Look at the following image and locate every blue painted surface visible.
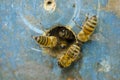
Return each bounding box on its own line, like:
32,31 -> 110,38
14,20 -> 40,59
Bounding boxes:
0,0 -> 120,80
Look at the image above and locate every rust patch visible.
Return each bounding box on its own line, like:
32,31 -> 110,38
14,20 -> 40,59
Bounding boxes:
25,15 -> 40,25
102,0 -> 120,17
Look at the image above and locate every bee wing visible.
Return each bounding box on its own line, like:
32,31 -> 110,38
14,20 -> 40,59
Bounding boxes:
31,47 -> 42,52
72,18 -> 82,29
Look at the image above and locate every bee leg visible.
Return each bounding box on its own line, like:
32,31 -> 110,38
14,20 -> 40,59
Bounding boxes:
72,17 -> 82,29
85,13 -> 89,21
39,22 -> 46,32
80,13 -> 89,30
75,53 -> 82,61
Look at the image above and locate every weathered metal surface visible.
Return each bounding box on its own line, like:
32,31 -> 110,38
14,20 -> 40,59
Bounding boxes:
0,0 -> 120,80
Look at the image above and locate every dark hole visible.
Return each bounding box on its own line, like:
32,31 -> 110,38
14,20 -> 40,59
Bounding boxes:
47,1 -> 52,5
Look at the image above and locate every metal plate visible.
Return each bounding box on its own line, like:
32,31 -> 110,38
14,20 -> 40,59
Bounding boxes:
0,0 -> 120,80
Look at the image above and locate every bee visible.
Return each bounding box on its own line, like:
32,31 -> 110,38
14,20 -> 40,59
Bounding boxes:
77,15 -> 97,42
32,14 -> 98,68
32,36 -> 57,48
58,27 -> 75,40
32,26 -> 76,57
58,42 -> 81,68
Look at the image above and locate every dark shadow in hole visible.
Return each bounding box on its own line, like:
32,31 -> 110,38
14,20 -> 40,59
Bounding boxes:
47,1 -> 52,5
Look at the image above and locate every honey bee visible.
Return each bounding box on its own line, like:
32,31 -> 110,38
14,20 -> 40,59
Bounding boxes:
32,36 -> 57,48
77,15 -> 97,42
58,27 -> 75,40
58,42 -> 82,68
32,14 -> 98,68
32,26 -> 76,57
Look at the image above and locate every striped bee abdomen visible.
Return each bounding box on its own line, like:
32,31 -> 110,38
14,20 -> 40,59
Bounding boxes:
32,36 -> 57,48
58,54 -> 72,68
83,15 -> 97,35
67,44 -> 80,59
77,15 -> 97,42
58,43 -> 81,68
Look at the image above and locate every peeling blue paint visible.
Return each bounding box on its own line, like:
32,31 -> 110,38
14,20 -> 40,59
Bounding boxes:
0,0 -> 120,80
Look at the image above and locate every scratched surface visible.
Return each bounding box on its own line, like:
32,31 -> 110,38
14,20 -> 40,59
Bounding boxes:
0,0 -> 120,80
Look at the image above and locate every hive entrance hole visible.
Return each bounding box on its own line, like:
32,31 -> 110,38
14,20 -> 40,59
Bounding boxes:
47,1 -> 52,5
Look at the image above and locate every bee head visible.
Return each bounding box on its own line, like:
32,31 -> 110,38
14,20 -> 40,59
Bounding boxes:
58,61 -> 64,68
59,29 -> 65,37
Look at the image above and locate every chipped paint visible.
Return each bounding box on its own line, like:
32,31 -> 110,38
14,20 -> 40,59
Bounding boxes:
90,33 -> 107,43
97,60 -> 111,72
44,0 -> 56,12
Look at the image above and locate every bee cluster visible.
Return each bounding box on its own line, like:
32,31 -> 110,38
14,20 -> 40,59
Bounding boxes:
32,15 -> 97,68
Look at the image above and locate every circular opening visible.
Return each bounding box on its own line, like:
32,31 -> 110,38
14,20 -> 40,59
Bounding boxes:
44,0 -> 56,12
45,26 -> 76,57
47,1 -> 52,5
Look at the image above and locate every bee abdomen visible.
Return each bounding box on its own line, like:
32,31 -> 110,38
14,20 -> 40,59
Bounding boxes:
39,36 -> 46,45
58,54 -> 71,68
77,15 -> 97,42
83,15 -> 97,35
33,36 -> 57,48
57,43 -> 80,68
67,44 -> 80,58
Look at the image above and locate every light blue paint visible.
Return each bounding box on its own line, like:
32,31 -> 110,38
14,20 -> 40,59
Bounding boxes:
100,0 -> 108,7
19,13 -> 44,34
0,0 -> 120,80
